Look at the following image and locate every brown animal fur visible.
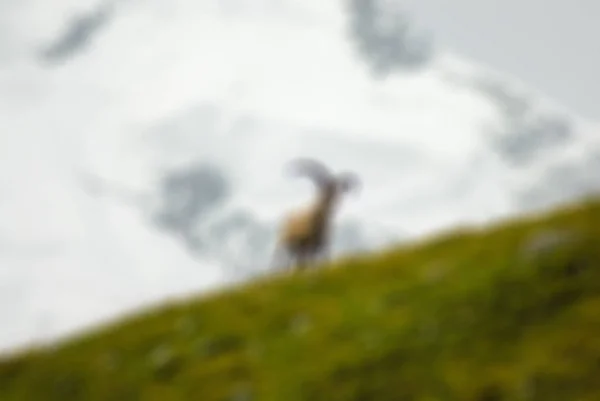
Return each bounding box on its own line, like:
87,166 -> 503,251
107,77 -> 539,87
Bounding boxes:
272,158 -> 360,272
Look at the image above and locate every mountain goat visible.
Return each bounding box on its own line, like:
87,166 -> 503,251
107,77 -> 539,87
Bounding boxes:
272,158 -> 360,272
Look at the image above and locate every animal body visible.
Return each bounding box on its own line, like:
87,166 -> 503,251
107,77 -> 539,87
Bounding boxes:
272,158 -> 360,272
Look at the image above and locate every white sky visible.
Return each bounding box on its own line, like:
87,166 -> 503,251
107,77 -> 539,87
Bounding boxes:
0,0 -> 598,353
399,0 -> 600,120
1,0 -> 598,119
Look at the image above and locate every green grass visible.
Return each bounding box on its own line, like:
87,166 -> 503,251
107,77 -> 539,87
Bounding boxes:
2,196 -> 600,401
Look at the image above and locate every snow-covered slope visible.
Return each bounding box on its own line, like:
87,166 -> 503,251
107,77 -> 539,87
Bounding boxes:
1,0 -> 599,353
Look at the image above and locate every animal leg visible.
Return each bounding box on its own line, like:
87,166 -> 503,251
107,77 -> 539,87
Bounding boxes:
270,244 -> 283,270
308,250 -> 321,269
294,250 -> 310,273
319,242 -> 332,267
271,244 -> 294,275
286,252 -> 299,275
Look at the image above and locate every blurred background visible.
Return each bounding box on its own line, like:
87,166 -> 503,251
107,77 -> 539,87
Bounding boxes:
0,0 -> 598,353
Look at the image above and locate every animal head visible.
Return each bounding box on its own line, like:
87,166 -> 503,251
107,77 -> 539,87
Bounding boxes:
285,158 -> 360,205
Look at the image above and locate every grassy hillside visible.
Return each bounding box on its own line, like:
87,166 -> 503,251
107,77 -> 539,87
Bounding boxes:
2,197 -> 600,401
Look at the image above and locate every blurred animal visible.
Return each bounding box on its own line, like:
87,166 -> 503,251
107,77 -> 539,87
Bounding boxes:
272,158 -> 360,272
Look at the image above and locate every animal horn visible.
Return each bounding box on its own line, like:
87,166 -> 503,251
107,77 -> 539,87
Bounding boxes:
336,171 -> 361,193
286,158 -> 333,186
